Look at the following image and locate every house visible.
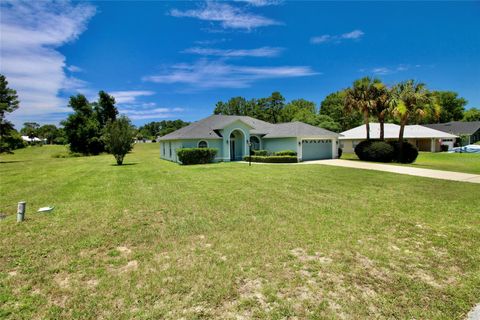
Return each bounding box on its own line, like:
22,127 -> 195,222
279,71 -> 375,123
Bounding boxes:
423,121 -> 480,145
21,136 -> 45,143
340,123 -> 458,153
159,115 -> 341,163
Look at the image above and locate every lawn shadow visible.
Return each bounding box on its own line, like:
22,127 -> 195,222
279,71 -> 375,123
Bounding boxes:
110,163 -> 139,166
0,160 -> 29,164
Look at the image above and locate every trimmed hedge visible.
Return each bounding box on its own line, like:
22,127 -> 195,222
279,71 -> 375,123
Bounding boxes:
355,140 -> 394,162
274,150 -> 297,156
388,141 -> 419,164
338,148 -> 343,159
177,148 -> 218,165
243,155 -> 298,163
355,140 -> 419,164
252,149 -> 268,156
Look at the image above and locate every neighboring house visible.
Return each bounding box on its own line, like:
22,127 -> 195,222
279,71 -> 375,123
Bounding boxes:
423,121 -> 480,145
159,115 -> 341,163
340,123 -> 458,153
21,136 -> 45,143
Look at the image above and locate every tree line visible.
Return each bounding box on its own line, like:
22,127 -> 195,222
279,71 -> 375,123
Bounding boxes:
1,72 -> 480,157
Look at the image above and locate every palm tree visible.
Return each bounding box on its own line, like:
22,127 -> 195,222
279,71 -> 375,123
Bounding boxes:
392,80 -> 432,160
371,81 -> 395,140
345,77 -> 376,140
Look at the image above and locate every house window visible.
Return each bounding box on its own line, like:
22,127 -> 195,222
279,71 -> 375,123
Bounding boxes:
169,142 -> 172,157
162,142 -> 165,155
250,136 -> 260,150
198,140 -> 208,148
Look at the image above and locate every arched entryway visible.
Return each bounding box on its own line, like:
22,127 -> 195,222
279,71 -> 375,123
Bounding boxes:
229,129 -> 246,161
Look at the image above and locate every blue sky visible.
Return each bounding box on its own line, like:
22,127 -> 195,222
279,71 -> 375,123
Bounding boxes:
1,0 -> 479,128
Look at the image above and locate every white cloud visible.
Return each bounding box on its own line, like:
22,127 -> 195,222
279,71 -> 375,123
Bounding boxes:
109,91 -> 156,104
119,105 -> 185,120
234,0 -> 282,6
67,65 -> 83,72
0,0 -> 96,124
311,29 -> 364,44
367,64 -> 415,75
183,46 -> 283,57
143,59 -> 317,89
170,1 -> 281,30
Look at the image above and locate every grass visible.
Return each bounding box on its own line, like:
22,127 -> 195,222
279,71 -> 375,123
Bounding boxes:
342,151 -> 480,174
1,144 -> 480,319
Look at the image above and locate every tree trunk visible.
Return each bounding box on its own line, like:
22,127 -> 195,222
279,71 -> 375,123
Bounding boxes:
115,154 -> 124,165
364,110 -> 370,140
379,114 -> 385,140
398,117 -> 407,162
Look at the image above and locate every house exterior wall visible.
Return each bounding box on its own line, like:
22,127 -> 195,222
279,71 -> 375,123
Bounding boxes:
262,138 -> 297,153
160,139 -> 223,163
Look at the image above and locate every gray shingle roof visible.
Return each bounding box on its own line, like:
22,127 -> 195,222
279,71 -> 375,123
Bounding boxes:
158,115 -> 339,140
423,121 -> 480,136
263,121 -> 341,138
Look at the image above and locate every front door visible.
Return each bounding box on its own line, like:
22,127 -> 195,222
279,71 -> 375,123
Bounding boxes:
230,140 -> 235,161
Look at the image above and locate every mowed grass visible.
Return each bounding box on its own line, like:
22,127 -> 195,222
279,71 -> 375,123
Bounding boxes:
342,151 -> 480,174
1,144 -> 479,319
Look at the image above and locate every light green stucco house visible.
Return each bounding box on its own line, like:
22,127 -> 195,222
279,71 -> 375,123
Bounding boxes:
159,115 -> 341,163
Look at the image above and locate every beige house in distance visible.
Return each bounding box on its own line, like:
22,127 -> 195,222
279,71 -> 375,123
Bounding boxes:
340,123 -> 458,153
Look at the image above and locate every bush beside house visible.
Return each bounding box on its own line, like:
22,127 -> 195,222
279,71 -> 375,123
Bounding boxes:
243,155 -> 298,163
355,140 -> 418,163
177,148 -> 218,165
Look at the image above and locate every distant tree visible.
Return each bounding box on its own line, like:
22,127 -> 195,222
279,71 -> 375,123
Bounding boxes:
137,120 -> 190,139
103,116 -> 135,165
463,108 -> 480,122
0,74 -> 21,153
433,91 -> 467,123
316,114 -> 342,132
319,90 -> 362,131
21,122 -> 40,140
281,99 -> 316,123
95,91 -> 118,127
392,80 -> 432,161
264,91 -> 285,123
62,94 -> 103,155
37,124 -> 60,144
345,77 -> 377,140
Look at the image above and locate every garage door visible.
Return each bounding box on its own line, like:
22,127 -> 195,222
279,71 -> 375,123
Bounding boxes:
302,139 -> 332,161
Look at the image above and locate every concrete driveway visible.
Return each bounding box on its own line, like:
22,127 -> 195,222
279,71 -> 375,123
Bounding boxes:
301,159 -> 480,184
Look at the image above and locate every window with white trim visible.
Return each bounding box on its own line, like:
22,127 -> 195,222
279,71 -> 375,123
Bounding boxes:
250,136 -> 260,150
198,140 -> 208,148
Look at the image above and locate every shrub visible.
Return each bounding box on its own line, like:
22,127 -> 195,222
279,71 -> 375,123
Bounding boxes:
243,155 -> 298,163
52,152 -> 82,159
177,148 -> 218,165
274,150 -> 297,156
388,141 -> 419,163
253,149 -> 268,156
338,148 -> 343,159
440,144 -> 449,152
355,140 -> 395,162
103,116 -> 135,165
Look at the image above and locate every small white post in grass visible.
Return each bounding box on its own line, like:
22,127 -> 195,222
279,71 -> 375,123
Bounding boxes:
17,201 -> 26,222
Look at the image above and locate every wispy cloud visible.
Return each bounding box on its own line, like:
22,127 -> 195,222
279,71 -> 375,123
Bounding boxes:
194,38 -> 229,45
310,29 -> 364,44
0,0 -> 96,125
183,46 -> 283,58
109,90 -> 156,104
169,1 -> 281,30
143,59 -> 317,90
119,104 -> 185,120
361,64 -> 418,75
66,65 -> 83,73
234,0 -> 283,6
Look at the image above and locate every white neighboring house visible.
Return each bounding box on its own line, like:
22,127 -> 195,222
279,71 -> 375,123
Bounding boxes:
340,123 -> 458,153
21,136 -> 46,144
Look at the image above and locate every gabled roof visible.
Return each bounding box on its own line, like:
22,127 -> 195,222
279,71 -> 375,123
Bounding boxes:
423,121 -> 480,136
159,115 -> 339,140
340,123 -> 458,140
263,121 -> 341,138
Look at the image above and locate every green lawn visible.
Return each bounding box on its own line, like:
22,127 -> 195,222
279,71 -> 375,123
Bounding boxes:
1,144 -> 479,319
342,151 -> 480,174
